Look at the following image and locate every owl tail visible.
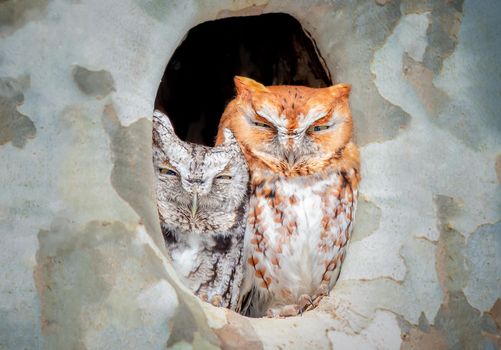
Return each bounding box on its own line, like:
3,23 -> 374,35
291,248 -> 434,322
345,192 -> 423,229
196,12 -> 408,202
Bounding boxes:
235,285 -> 257,316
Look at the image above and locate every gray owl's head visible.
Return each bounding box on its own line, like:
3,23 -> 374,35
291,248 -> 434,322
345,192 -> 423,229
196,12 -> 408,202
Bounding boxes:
152,110 -> 249,234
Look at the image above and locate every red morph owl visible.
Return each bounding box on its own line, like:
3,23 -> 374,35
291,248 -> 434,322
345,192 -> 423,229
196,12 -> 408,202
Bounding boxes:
216,77 -> 360,317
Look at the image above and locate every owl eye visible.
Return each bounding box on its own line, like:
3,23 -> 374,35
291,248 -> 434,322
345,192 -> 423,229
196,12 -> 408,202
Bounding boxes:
253,121 -> 273,129
216,174 -> 233,180
159,168 -> 177,176
307,125 -> 331,133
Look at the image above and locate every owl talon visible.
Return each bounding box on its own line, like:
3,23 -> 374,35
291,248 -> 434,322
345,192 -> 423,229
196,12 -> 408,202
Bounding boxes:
314,284 -> 330,298
306,302 -> 317,312
266,304 -> 301,318
298,294 -> 314,311
279,304 -> 301,317
314,284 -> 330,307
266,308 -> 278,318
304,285 -> 331,311
198,292 -> 209,302
210,294 -> 223,307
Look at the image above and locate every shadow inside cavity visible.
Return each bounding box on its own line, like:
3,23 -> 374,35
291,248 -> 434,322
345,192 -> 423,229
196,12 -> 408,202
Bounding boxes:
155,13 -> 332,145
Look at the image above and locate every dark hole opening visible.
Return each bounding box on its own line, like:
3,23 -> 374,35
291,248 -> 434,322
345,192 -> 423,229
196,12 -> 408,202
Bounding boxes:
155,13 -> 333,145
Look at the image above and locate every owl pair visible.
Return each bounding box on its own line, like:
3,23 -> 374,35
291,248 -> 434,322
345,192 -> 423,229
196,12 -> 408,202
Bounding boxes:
153,76 -> 360,317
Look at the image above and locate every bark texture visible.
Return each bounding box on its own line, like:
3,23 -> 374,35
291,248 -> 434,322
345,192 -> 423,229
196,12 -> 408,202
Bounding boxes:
0,0 -> 500,349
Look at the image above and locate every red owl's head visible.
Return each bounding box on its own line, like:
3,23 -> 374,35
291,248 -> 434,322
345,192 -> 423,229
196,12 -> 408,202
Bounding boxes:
217,76 -> 358,177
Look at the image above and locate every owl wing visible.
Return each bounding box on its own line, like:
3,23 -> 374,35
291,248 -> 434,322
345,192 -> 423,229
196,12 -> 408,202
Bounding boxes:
183,233 -> 243,310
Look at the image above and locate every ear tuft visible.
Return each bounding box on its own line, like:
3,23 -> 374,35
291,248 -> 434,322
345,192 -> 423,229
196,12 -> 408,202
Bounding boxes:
234,76 -> 269,95
153,109 -> 174,132
328,83 -> 351,99
222,128 -> 237,146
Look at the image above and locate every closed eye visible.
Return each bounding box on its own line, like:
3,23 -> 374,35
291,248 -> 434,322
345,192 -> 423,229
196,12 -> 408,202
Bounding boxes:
307,125 -> 331,133
159,167 -> 178,176
253,121 -> 273,129
216,174 -> 233,180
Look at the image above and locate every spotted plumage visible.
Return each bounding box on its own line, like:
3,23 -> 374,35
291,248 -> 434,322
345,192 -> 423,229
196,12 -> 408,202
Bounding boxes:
153,110 -> 249,309
216,77 -> 360,317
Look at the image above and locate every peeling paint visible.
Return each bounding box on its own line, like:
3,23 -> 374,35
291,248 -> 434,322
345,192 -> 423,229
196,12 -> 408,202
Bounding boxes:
0,75 -> 36,148
72,66 -> 115,99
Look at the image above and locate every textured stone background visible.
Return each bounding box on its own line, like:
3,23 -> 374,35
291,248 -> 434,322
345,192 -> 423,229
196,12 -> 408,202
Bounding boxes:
0,0 -> 499,349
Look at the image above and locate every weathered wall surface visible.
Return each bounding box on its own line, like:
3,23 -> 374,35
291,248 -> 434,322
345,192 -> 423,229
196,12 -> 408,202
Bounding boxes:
0,0 -> 499,349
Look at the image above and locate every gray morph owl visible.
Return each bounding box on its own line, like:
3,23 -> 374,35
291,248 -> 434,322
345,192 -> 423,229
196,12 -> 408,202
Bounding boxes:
152,110 -> 249,309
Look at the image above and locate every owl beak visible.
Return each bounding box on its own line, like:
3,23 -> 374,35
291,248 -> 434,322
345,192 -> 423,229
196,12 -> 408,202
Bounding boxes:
279,132 -> 299,168
285,151 -> 296,168
190,192 -> 199,218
